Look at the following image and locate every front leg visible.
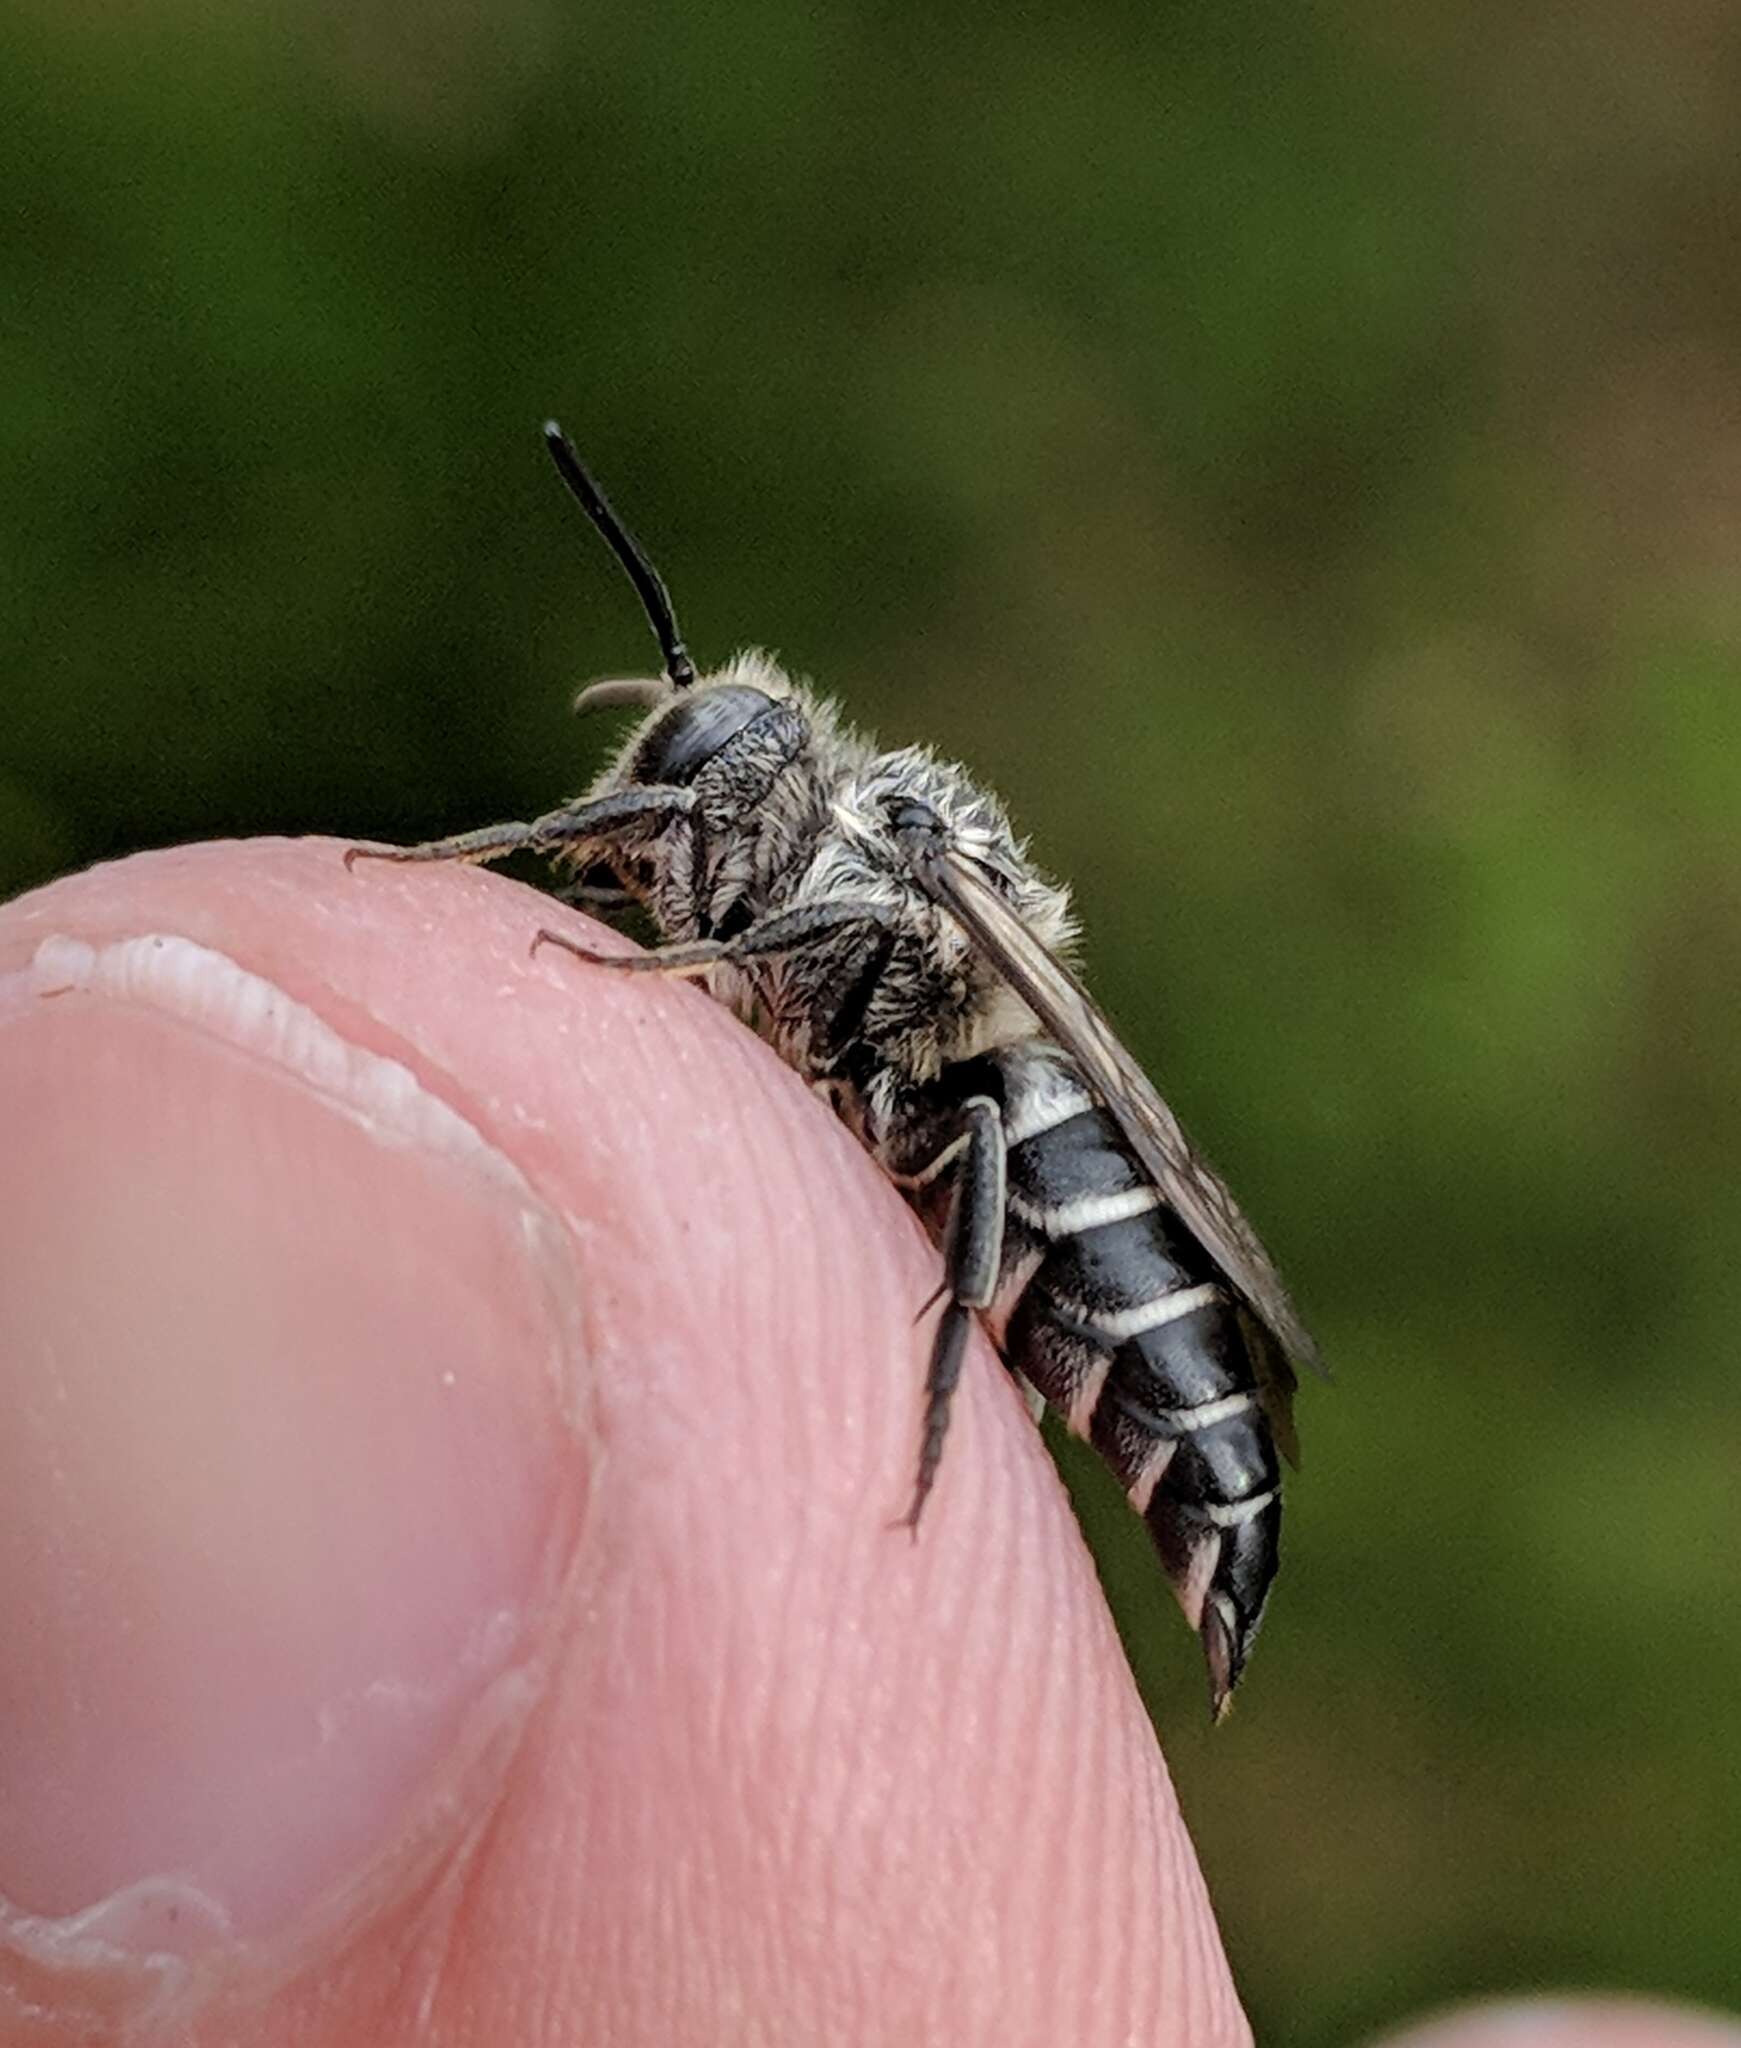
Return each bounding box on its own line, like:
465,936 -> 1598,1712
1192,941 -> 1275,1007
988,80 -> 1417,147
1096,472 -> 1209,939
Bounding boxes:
344,785 -> 696,872
899,1094 -> 1006,1531
530,897 -> 895,975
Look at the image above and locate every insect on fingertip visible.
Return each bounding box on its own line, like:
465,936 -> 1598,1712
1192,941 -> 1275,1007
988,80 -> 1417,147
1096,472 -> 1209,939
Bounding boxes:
350,424 -> 1320,1715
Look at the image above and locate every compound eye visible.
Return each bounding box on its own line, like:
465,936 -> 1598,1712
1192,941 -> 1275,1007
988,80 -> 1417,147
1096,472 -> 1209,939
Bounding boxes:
632,684 -> 774,786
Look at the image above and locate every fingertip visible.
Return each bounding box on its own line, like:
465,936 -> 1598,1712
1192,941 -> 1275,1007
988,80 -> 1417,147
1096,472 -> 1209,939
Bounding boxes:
1,839 -> 1252,2048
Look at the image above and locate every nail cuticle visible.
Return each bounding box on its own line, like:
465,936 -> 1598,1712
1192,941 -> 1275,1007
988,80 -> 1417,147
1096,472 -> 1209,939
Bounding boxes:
0,1643 -> 558,2036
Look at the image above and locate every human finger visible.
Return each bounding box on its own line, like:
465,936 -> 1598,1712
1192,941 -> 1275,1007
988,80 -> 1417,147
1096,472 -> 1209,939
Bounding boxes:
0,838 -> 1252,2047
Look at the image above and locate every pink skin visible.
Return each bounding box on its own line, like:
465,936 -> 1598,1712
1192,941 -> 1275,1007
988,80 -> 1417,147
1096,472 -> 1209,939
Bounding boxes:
0,841 -> 1732,2048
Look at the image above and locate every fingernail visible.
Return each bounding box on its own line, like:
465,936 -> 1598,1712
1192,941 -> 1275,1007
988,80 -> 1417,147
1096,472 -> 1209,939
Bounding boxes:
0,934 -> 590,2014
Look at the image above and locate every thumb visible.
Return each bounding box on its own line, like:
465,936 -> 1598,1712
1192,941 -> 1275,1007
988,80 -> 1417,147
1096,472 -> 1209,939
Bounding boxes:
0,837 -> 1250,2048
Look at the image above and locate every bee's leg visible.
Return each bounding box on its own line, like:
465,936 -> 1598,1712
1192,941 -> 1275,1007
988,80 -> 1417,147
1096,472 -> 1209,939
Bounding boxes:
531,898 -> 894,976
344,819 -> 545,870
553,869 -> 637,911
344,786 -> 696,872
888,1129 -> 972,1193
899,1094 -> 1006,1532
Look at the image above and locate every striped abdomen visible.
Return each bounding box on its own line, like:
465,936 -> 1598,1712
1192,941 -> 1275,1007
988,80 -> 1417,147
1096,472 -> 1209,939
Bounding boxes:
986,1051 -> 1282,1713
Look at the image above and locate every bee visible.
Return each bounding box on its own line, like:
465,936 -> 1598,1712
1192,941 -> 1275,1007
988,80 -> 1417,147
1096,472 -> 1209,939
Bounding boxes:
350,424 -> 1322,1717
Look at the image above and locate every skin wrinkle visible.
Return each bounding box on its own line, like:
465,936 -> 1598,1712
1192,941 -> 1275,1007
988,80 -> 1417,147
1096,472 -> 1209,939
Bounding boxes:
1048,1506 -> 1111,2032
781,1292 -> 929,2012
1077,1658 -> 1121,2043
762,1529 -> 853,1895
947,1508 -> 1053,2036
752,1077 -> 969,1925
1018,1485 -> 1092,2030
746,1169 -> 837,1821
581,979 -> 855,2035
1059,1622 -> 1125,2027
797,1578 -> 899,1949
1172,1754 -> 1235,2045
729,1048 -> 974,2023
722,1099 -> 849,1809
0,841 -> 1254,2048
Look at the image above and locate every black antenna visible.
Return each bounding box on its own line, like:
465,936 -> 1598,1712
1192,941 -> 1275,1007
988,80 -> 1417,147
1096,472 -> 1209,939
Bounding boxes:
542,421 -> 697,690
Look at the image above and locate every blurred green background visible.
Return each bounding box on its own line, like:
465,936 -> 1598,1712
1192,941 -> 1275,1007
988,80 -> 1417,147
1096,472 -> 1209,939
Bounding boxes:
5,0 -> 1738,2039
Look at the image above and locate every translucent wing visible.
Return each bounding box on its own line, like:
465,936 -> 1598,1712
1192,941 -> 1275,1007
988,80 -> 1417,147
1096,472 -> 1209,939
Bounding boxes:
915,846 -> 1325,1439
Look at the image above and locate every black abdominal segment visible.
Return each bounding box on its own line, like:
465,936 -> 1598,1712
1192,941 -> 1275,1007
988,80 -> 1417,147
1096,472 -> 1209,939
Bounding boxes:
928,1056 -> 1282,1716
